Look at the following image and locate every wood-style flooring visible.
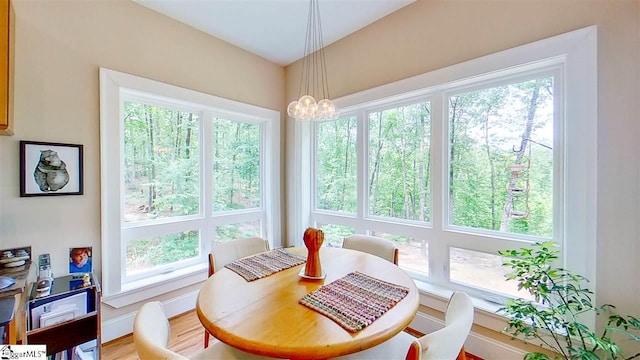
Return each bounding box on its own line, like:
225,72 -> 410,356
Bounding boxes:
102,310 -> 483,360
103,310 -> 204,360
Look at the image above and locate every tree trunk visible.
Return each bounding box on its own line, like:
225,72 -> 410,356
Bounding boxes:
483,108 -> 497,229
145,106 -> 156,212
449,98 -> 459,213
418,113 -> 427,222
341,119 -> 352,209
369,112 -> 384,214
400,110 -> 410,219
172,112 -> 182,197
185,113 -> 192,159
500,81 -> 541,231
230,123 -> 240,205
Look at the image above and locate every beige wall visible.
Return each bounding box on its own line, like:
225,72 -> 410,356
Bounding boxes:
0,0 -> 283,321
286,0 -> 640,350
1,0 -> 639,352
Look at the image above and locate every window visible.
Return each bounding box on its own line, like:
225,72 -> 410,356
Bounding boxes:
100,68 -> 280,304
368,102 -> 431,222
122,102 -> 202,282
447,76 -> 554,238
293,26 -> 596,303
315,116 -> 357,213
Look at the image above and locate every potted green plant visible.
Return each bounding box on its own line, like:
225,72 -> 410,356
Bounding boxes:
498,241 -> 640,360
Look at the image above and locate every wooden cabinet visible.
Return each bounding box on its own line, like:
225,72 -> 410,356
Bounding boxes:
0,0 -> 13,135
24,274 -> 101,358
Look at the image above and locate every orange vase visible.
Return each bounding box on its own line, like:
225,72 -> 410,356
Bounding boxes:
303,227 -> 324,277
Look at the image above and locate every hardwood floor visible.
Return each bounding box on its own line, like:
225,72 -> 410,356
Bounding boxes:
102,309 -> 483,360
103,310 -> 205,360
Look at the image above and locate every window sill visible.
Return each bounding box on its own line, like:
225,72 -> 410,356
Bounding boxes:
414,280 -> 510,332
102,263 -> 208,308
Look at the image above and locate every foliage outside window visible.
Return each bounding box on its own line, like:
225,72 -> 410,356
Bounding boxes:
213,119 -> 261,211
122,100 -> 265,281
311,67 -> 567,300
315,116 -> 357,213
215,221 -> 262,244
100,68 -> 280,299
368,102 -> 431,222
315,69 -> 562,297
294,26 -> 595,338
448,77 -> 553,237
124,102 -> 201,222
317,223 -> 355,248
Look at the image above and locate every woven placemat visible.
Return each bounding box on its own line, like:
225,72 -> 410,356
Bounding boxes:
299,271 -> 409,332
225,248 -> 307,282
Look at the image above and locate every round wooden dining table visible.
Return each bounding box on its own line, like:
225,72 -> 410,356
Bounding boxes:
196,246 -> 419,359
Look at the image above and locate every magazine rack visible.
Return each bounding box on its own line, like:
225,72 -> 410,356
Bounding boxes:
24,273 -> 101,357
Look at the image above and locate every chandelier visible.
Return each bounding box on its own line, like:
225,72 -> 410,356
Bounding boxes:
287,0 -> 338,121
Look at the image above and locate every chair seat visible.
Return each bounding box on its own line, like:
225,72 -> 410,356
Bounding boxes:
331,331 -> 416,360
191,339 -> 276,360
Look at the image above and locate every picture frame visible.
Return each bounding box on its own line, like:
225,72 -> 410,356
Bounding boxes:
20,140 -> 83,197
68,247 -> 92,274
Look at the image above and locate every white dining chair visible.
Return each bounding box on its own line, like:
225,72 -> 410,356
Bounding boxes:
209,237 -> 270,274
342,234 -> 399,265
331,291 -> 474,360
205,237 -> 270,347
134,301 -> 275,360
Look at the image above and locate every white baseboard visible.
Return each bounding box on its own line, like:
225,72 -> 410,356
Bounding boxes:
409,312 -> 527,360
101,290 -> 199,343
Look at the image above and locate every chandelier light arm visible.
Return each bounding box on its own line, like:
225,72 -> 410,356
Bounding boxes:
316,0 -> 329,100
287,0 -> 338,121
299,0 -> 313,99
312,0 -> 319,99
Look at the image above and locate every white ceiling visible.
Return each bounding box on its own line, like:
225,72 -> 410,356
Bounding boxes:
133,0 -> 415,66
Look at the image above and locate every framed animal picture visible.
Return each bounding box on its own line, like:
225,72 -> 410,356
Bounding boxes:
20,140 -> 83,197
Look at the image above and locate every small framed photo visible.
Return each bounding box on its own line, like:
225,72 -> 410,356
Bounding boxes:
20,140 -> 83,197
69,247 -> 92,274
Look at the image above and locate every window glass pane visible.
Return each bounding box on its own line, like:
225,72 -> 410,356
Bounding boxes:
368,102 -> 431,221
450,247 -> 533,300
123,102 -> 200,222
213,119 -> 261,211
215,221 -> 262,244
317,223 -> 354,248
126,230 -> 200,275
448,77 -> 554,237
371,231 -> 428,275
315,116 -> 357,213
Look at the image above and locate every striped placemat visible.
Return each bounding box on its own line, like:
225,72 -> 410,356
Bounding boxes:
225,248 -> 307,282
299,271 -> 409,332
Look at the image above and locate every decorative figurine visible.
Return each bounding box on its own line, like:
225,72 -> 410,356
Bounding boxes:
303,227 -> 324,278
82,273 -> 91,287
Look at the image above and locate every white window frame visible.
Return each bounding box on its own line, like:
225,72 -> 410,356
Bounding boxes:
100,68 -> 281,307
290,26 -> 596,318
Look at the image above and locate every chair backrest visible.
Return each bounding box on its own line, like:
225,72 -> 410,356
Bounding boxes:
133,301 -> 189,360
342,234 -> 398,265
406,292 -> 474,360
209,237 -> 270,275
